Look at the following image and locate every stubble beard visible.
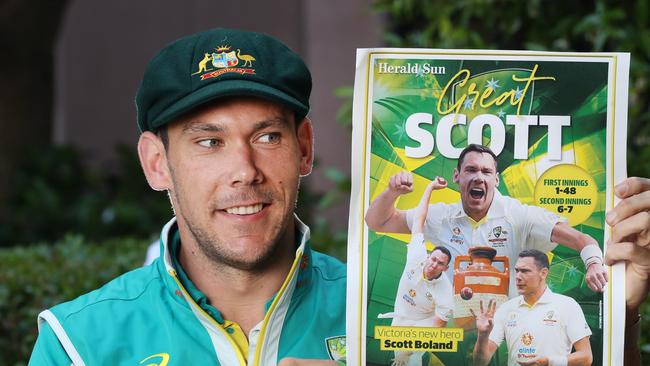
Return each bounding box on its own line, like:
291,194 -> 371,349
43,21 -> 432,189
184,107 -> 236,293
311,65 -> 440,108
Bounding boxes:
169,168 -> 301,272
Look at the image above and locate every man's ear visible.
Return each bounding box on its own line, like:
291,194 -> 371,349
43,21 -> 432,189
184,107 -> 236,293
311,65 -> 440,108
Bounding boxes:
495,172 -> 500,187
453,168 -> 460,184
540,267 -> 549,280
296,118 -> 314,176
138,131 -> 172,191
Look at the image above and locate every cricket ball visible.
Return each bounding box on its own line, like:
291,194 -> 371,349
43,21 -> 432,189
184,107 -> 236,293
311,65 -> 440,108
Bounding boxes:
460,287 -> 473,300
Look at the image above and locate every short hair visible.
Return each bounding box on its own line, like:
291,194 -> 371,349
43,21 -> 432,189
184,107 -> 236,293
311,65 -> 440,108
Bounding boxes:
432,246 -> 452,266
457,144 -> 498,171
518,249 -> 549,269
158,126 -> 169,150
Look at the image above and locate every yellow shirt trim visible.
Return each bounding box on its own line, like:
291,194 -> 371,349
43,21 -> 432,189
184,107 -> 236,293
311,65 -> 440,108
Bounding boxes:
467,215 -> 488,228
223,320 -> 249,360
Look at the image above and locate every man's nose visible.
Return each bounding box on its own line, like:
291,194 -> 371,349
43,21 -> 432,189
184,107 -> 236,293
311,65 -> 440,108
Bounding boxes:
228,143 -> 263,186
472,172 -> 485,182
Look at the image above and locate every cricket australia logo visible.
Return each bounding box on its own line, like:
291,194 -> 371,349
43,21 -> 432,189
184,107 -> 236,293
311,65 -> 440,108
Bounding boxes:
488,225 -> 508,247
543,310 -> 557,325
192,45 -> 256,80
325,336 -> 346,361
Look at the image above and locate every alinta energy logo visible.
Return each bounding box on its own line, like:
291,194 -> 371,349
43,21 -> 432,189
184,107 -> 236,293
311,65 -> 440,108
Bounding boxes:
192,45 -> 256,80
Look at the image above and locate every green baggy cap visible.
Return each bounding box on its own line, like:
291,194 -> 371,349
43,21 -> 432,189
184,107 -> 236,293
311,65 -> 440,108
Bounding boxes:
136,28 -> 312,132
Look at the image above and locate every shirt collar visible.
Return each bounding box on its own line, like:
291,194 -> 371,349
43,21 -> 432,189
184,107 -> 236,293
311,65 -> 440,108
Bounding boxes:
450,190 -> 506,221
157,215 -> 312,323
517,286 -> 553,307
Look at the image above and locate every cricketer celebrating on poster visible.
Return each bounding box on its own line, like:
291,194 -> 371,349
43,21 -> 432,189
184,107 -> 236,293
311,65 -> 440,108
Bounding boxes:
365,144 -> 608,297
378,178 -> 454,366
472,249 -> 592,366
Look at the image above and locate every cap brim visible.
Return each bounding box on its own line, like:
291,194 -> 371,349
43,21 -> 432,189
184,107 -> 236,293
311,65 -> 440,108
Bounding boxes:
150,79 -> 309,131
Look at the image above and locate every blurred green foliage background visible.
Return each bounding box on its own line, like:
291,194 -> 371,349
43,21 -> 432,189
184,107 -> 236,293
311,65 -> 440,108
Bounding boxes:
372,0 -> 650,360
1,0 -> 649,364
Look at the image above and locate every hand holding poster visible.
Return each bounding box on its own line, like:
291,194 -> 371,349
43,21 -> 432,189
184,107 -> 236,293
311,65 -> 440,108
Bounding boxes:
346,49 -> 629,366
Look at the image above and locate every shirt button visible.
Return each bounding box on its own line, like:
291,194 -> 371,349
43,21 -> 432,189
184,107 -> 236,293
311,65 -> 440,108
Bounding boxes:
226,327 -> 235,334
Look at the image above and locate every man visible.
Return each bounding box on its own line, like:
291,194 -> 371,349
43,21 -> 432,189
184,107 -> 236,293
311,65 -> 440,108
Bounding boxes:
377,179 -> 454,366
29,28 -> 345,365
365,144 -> 608,296
472,249 -> 593,366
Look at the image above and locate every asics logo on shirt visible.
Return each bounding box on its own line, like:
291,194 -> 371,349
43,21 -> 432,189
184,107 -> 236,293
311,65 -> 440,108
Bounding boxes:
140,353 -> 170,366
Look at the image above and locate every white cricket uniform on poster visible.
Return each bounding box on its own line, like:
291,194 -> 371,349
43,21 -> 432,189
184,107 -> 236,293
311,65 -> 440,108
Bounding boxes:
405,191 -> 564,298
384,233 -> 453,366
392,233 -> 454,324
488,287 -> 592,366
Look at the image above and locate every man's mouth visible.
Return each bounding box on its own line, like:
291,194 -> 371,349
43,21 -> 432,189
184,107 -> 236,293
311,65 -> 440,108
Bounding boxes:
469,187 -> 485,199
225,203 -> 264,215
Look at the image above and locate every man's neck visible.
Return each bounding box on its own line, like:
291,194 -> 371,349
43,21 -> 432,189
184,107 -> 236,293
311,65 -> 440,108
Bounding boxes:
523,284 -> 547,306
176,227 -> 296,335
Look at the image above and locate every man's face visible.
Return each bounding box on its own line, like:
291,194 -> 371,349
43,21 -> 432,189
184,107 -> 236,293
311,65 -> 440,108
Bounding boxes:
423,249 -> 450,280
453,151 -> 499,220
159,97 -> 312,271
514,257 -> 548,297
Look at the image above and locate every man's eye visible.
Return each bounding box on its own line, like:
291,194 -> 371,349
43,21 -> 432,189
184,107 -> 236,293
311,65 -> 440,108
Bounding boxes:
197,139 -> 220,148
258,132 -> 281,144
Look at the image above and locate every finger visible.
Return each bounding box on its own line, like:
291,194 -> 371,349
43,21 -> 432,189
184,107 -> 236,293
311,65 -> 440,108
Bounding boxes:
395,172 -> 404,186
597,267 -> 608,286
606,189 -> 650,226
605,242 -> 650,265
586,274 -> 602,292
614,177 -> 650,199
469,308 -> 476,318
611,211 -> 650,244
490,299 -> 497,313
480,299 -> 484,313
587,265 -> 607,292
406,171 -> 413,186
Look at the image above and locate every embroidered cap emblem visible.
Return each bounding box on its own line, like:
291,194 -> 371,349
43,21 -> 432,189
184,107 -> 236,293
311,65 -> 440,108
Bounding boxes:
521,332 -> 534,346
192,45 -> 256,80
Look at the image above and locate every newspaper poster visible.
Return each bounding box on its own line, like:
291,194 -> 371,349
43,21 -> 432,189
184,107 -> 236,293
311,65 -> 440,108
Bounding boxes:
346,49 -> 629,366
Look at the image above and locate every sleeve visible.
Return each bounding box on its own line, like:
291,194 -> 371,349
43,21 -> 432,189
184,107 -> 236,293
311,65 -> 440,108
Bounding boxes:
523,204 -> 566,253
434,279 -> 454,322
29,321 -> 73,366
405,203 -> 445,244
565,298 -> 592,343
406,233 -> 427,264
487,305 -> 506,347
